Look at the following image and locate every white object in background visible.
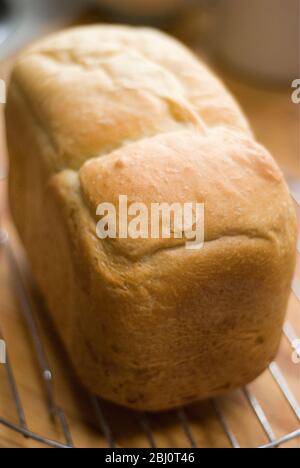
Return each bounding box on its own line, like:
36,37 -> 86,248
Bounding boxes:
213,0 -> 299,83
0,0 -> 85,60
95,0 -> 192,17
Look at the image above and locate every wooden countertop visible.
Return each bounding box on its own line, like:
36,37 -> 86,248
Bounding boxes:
0,25 -> 299,448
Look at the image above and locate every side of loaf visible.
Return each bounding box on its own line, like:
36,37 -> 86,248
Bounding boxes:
6,25 -> 297,411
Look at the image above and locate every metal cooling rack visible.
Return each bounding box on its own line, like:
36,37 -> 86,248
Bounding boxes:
0,171 -> 299,449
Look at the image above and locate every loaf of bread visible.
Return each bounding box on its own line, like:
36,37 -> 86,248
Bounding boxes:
6,25 -> 297,411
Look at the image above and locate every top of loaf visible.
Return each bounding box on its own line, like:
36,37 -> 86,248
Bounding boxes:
7,25 -> 296,261
10,25 -> 251,171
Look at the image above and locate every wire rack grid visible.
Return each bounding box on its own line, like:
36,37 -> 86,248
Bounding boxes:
0,169 -> 299,449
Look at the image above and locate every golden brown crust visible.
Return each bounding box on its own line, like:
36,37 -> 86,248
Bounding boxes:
11,25 -> 251,170
6,25 -> 297,411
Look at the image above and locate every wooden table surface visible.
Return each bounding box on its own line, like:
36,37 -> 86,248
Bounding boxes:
0,19 -> 299,448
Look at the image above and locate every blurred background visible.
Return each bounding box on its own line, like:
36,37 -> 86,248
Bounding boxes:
0,0 -> 298,81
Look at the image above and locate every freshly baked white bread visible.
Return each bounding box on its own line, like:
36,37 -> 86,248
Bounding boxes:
6,25 -> 297,411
